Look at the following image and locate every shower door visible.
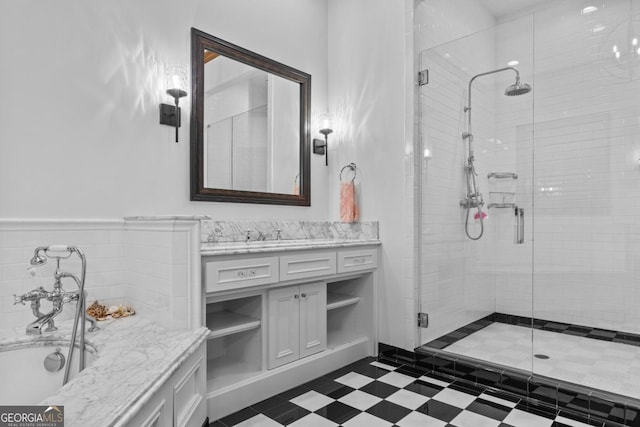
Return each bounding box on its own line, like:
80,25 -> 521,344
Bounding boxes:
417,15 -> 536,373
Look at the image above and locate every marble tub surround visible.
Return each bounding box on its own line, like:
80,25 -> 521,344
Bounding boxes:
17,316 -> 210,427
201,220 -> 379,243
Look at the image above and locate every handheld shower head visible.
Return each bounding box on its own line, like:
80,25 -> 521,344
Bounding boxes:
30,248 -> 47,266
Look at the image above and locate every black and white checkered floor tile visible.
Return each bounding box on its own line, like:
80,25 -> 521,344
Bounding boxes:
211,357 -> 602,427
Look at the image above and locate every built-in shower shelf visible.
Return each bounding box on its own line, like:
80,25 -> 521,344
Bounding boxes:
488,172 -> 518,180
489,191 -> 516,208
488,203 -> 517,209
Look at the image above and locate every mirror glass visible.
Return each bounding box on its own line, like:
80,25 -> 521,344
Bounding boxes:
191,29 -> 311,205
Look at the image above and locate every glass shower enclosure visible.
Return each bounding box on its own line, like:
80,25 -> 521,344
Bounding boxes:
417,0 -> 640,403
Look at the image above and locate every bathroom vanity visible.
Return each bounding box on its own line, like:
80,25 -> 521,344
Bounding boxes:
201,229 -> 380,420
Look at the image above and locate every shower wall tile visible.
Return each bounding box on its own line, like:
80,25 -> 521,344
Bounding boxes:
417,0 -> 640,340
492,0 -> 640,334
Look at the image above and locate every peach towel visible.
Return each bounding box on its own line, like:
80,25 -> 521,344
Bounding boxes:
340,181 -> 359,223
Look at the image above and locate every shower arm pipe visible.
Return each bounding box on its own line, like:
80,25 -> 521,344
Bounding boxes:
465,67 -> 521,156
466,66 -> 520,113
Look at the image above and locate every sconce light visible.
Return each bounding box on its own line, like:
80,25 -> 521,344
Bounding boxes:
313,114 -> 333,166
159,66 -> 188,143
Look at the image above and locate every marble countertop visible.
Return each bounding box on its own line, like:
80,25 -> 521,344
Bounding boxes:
201,238 -> 381,256
6,317 -> 209,427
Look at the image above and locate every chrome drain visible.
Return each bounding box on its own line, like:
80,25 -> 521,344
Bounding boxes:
534,354 -> 550,360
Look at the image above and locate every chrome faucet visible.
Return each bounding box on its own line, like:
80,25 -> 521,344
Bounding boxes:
17,286 -> 65,334
15,255 -> 97,335
13,245 -> 98,385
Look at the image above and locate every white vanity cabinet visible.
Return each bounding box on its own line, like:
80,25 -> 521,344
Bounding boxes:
268,282 -> 327,369
202,244 -> 379,421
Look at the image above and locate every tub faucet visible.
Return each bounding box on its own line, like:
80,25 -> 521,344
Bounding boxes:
15,261 -> 96,335
14,245 -> 98,385
25,297 -> 64,334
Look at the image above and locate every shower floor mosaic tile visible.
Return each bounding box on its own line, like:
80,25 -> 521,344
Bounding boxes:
209,357 -> 598,427
445,322 -> 640,400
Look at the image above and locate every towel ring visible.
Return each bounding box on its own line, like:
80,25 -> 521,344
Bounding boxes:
340,163 -> 357,182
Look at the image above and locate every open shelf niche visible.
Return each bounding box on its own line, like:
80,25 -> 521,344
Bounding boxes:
206,295 -> 262,390
326,275 -> 373,350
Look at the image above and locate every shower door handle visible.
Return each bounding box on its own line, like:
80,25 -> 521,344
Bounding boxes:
519,208 -> 524,244
514,207 -> 525,244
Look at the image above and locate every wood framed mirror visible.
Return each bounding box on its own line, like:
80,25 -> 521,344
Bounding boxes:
190,28 -> 311,205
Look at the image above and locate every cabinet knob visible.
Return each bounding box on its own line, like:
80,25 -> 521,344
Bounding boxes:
294,294 -> 299,299
301,293 -> 306,298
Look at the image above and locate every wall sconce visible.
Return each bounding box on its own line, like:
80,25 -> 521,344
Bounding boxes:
313,114 -> 333,166
159,66 -> 188,143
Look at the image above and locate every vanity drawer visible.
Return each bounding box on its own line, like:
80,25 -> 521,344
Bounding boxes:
279,250 -> 336,281
205,256 -> 279,292
337,248 -> 378,273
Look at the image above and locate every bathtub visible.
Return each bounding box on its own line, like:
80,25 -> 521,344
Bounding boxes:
0,340 -> 96,405
0,317 -> 208,427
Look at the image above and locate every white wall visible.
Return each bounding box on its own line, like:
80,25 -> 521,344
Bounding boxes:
0,0 -> 328,220
0,0 -> 428,351
328,0 -> 412,349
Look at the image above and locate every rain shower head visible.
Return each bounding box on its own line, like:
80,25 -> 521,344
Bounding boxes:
468,67 -> 532,99
505,78 -> 532,96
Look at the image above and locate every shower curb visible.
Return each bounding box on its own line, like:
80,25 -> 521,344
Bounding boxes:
423,312 -> 640,351
377,343 -> 640,427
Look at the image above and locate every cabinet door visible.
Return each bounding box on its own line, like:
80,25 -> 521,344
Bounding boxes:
268,287 -> 300,369
299,282 -> 327,359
